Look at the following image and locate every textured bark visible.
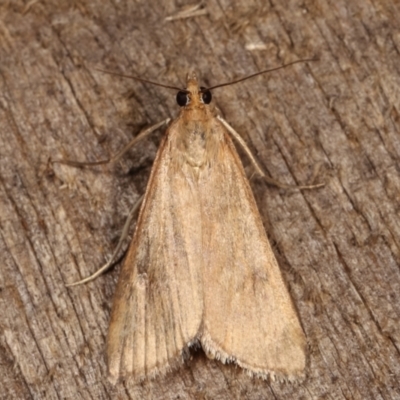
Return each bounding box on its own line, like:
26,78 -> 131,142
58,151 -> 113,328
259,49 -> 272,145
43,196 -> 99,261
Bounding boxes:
1,0 -> 400,399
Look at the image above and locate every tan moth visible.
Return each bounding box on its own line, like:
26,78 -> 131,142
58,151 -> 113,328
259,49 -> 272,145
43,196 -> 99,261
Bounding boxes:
56,59 -> 320,383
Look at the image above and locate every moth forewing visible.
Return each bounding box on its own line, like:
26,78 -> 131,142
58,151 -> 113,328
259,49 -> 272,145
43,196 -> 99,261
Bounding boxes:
106,73 -> 306,383
107,121 -> 204,382
195,120 -> 306,380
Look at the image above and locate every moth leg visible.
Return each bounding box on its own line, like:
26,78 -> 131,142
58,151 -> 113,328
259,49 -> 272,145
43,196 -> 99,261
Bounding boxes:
217,115 -> 324,190
53,118 -> 170,168
66,195 -> 144,287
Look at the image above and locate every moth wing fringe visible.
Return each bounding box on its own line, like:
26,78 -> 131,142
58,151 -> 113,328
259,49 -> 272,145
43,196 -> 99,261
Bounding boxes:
108,341 -> 200,384
200,332 -> 305,383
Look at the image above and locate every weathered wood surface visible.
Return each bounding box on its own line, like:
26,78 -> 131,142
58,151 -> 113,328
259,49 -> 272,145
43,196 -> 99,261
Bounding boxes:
1,0 -> 400,399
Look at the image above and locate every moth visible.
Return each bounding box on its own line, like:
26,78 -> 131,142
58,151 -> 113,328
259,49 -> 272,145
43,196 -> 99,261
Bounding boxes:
58,60 -> 318,383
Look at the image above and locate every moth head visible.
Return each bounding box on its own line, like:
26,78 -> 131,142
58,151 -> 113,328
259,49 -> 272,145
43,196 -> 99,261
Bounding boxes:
176,73 -> 212,107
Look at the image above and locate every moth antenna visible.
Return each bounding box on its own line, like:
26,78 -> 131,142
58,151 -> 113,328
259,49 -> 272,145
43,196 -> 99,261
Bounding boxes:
95,68 -> 183,91
96,57 -> 318,93
204,58 -> 319,91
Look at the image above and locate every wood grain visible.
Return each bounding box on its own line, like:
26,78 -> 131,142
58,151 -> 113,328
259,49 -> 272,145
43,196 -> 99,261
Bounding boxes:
0,0 -> 399,399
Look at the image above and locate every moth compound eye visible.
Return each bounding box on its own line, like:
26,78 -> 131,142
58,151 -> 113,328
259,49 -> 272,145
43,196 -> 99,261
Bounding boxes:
176,91 -> 189,107
200,88 -> 212,104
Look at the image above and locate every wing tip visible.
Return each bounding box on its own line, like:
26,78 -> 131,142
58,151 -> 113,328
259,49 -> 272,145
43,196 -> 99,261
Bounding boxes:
107,340 -> 200,385
200,332 -> 306,383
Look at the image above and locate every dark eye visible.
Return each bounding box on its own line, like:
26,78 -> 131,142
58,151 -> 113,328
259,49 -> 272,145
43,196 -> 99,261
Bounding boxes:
176,91 -> 189,107
200,88 -> 212,104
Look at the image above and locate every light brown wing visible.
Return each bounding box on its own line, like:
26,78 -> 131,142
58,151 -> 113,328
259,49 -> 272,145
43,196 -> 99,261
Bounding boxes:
199,125 -> 306,380
107,131 -> 203,382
